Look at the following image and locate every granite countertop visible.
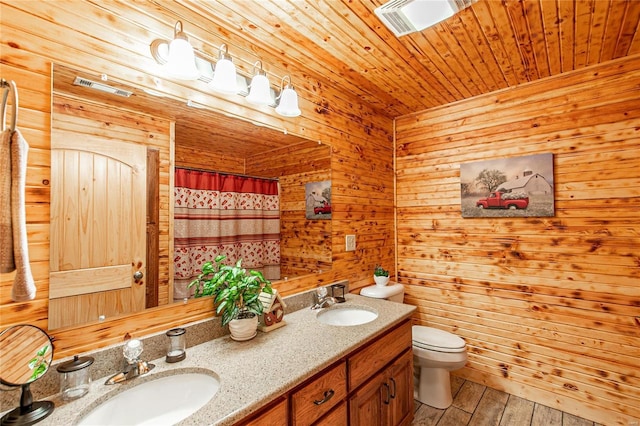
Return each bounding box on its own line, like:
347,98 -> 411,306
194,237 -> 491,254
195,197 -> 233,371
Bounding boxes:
39,294 -> 416,425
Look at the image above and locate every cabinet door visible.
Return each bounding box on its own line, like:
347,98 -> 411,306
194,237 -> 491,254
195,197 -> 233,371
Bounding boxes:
388,349 -> 414,426
349,349 -> 414,426
349,369 -> 386,426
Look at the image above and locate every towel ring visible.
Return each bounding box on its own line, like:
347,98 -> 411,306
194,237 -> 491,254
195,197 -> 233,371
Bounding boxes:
0,78 -> 19,133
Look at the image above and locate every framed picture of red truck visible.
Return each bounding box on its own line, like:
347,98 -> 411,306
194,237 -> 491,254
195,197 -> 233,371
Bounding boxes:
305,180 -> 332,220
460,153 -> 554,218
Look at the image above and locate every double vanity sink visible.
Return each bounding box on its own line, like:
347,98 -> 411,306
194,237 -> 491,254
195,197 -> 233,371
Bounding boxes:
43,294 -> 414,425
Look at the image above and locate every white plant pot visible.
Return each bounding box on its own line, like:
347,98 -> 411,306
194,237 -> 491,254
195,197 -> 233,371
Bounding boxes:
374,275 -> 390,286
228,314 -> 258,341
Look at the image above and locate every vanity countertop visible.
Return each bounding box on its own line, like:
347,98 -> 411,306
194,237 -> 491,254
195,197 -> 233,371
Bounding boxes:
40,294 -> 416,425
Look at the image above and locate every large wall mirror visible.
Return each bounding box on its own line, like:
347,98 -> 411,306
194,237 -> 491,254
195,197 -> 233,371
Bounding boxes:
49,64 -> 332,330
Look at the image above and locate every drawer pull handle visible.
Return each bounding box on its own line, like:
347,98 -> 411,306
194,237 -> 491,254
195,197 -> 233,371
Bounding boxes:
313,389 -> 335,405
390,377 -> 397,399
382,382 -> 391,405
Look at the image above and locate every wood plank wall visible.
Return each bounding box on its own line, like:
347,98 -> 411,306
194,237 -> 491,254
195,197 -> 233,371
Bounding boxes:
0,1 -> 394,358
395,55 -> 640,425
247,142 -> 333,278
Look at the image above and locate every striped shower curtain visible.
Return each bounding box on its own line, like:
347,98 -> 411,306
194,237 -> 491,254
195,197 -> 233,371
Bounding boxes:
173,168 -> 281,301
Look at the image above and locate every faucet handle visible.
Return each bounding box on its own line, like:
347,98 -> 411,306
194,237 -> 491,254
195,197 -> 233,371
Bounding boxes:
316,287 -> 328,299
123,339 -> 143,364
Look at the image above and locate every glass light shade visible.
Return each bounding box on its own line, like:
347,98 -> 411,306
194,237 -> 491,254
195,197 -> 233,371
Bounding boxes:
164,37 -> 200,80
276,86 -> 301,117
210,57 -> 238,94
246,73 -> 272,105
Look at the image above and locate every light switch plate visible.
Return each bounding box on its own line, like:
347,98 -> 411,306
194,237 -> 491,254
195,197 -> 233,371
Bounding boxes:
345,234 -> 356,251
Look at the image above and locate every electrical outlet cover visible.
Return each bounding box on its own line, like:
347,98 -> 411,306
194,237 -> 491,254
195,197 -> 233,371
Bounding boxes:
345,234 -> 356,251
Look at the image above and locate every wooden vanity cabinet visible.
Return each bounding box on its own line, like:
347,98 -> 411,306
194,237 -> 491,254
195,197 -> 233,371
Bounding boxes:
349,349 -> 413,426
348,320 -> 413,426
235,319 -> 413,426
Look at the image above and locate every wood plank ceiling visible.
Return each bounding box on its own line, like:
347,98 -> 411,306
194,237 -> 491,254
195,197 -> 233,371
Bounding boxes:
62,0 -> 640,156
141,0 -> 640,119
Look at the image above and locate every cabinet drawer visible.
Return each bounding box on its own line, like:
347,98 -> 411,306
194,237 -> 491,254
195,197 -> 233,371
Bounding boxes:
348,319 -> 412,390
315,401 -> 347,426
292,361 -> 347,426
235,396 -> 288,426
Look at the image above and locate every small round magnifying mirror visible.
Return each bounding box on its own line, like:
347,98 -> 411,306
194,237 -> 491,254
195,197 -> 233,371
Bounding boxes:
0,324 -> 55,425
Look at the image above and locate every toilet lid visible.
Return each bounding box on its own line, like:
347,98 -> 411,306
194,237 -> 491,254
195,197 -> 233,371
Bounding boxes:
359,283 -> 404,299
412,326 -> 466,353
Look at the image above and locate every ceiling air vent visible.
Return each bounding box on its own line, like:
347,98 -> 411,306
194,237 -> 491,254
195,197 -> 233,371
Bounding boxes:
72,77 -> 132,97
375,0 -> 475,37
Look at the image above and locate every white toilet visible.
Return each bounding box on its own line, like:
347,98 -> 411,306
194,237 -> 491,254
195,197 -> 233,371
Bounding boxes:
360,283 -> 468,409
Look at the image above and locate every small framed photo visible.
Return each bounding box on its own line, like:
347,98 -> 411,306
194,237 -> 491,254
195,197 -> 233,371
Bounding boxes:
305,180 -> 331,220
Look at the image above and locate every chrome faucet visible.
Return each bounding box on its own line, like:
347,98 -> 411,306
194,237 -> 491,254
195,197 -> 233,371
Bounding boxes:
105,339 -> 155,385
311,287 -> 338,310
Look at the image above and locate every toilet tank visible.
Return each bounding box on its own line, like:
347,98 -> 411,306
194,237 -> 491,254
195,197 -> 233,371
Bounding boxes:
359,283 -> 405,303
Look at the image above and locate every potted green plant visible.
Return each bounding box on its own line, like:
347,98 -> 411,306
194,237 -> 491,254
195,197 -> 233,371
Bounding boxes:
373,264 -> 390,286
189,255 -> 273,341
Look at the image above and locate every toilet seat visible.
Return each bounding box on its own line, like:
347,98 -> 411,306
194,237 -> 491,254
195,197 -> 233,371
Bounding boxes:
412,326 -> 466,353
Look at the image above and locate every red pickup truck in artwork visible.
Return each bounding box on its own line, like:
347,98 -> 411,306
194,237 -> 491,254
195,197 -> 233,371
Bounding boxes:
476,191 -> 529,210
314,204 -> 332,214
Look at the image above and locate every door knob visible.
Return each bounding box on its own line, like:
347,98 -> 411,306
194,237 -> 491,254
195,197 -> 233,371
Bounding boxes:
133,271 -> 144,280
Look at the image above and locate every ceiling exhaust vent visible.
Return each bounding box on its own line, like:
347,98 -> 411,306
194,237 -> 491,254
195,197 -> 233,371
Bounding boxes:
73,77 -> 133,98
375,0 -> 475,37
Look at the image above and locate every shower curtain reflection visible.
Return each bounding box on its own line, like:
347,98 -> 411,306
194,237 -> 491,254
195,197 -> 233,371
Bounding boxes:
173,168 -> 281,301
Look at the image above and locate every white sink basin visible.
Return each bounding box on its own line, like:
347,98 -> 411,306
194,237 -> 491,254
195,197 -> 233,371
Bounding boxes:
77,371 -> 219,426
316,306 -> 378,326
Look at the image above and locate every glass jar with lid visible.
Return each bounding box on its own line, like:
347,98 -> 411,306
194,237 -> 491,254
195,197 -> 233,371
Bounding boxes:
165,328 -> 186,363
56,355 -> 94,400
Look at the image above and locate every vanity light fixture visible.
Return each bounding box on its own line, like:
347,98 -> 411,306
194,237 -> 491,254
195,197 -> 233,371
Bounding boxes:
275,75 -> 301,117
246,61 -> 273,106
149,21 -> 200,80
150,22 -> 303,117
209,44 -> 238,94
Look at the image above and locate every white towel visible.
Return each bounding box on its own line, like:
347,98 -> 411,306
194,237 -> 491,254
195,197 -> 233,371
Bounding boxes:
10,129 -> 35,301
1,128 -> 14,272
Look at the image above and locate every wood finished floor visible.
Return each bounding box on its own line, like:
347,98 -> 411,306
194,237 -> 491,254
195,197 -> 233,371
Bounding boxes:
412,376 -> 603,426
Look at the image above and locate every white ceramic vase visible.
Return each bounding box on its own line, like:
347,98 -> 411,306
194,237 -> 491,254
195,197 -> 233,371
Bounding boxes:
374,275 -> 390,286
228,314 -> 258,341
